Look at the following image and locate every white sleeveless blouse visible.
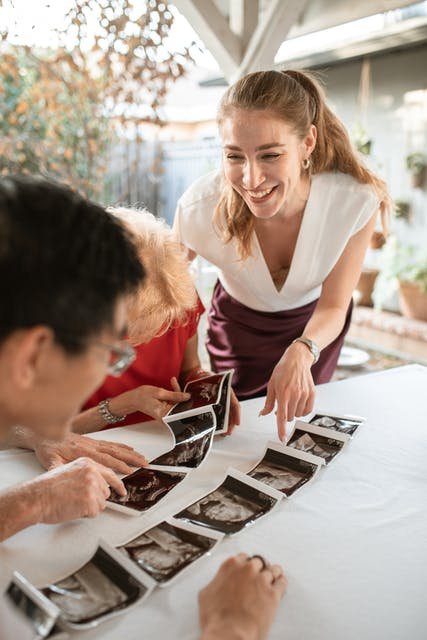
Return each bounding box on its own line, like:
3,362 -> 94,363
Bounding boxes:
174,170 -> 379,312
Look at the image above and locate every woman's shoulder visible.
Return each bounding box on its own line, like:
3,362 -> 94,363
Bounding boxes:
313,171 -> 378,202
177,169 -> 223,210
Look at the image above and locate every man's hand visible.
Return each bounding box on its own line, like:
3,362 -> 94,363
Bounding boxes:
34,457 -> 127,523
199,554 -> 287,640
33,432 -> 147,475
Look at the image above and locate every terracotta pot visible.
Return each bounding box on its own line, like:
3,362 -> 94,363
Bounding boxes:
398,281 -> 427,321
354,268 -> 379,307
411,166 -> 426,189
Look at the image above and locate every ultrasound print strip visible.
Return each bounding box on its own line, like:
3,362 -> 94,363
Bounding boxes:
175,468 -> 282,535
309,411 -> 365,437
287,421 -> 350,465
40,541 -> 155,630
106,468 -> 188,516
1,571 -> 60,639
118,518 -> 223,587
212,370 -> 233,434
163,409 -> 217,444
247,442 -> 323,497
150,423 -> 215,470
166,373 -> 226,418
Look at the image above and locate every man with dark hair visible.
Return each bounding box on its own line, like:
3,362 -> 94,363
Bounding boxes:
0,176 -> 147,541
0,177 -> 287,638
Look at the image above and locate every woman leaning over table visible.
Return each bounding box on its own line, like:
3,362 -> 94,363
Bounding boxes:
173,69 -> 391,441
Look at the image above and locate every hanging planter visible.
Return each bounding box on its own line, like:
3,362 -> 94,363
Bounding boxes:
394,199 -> 412,223
406,152 -> 427,189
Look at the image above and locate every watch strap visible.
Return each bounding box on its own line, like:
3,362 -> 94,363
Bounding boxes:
290,336 -> 320,364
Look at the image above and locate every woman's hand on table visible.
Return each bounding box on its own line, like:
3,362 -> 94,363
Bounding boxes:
33,432 -> 147,475
260,342 -> 315,441
199,553 -> 287,640
120,382 -> 190,421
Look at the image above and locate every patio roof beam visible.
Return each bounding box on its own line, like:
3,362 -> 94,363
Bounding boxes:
173,0 -> 242,79
233,0 -> 310,82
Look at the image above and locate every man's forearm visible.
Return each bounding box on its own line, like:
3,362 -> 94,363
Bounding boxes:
0,482 -> 42,542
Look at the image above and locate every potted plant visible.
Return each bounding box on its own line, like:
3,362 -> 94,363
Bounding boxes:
394,199 -> 412,223
373,240 -> 427,321
352,123 -> 372,156
406,152 -> 427,189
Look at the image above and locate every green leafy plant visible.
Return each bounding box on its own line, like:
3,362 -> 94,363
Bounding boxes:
373,238 -> 427,310
393,199 -> 411,222
405,152 -> 427,176
351,122 -> 372,156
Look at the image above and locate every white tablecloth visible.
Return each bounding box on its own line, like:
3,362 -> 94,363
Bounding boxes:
1,365 -> 426,640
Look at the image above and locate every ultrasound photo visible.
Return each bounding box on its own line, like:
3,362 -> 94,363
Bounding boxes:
0,572 -> 59,640
42,544 -> 149,628
120,520 -> 220,585
175,470 -> 281,534
168,373 -> 224,416
165,411 -> 216,444
248,445 -> 321,497
212,371 -> 232,434
150,427 -> 214,469
288,422 -> 348,464
310,413 -> 364,436
107,468 -> 187,514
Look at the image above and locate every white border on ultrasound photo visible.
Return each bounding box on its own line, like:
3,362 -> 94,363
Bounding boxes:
211,370 -> 233,435
149,416 -> 216,471
117,517 -> 224,588
247,441 -> 324,497
0,570 -> 61,640
175,467 -> 283,536
106,468 -> 190,517
165,371 -> 233,427
40,539 -> 156,631
162,406 -> 217,436
307,410 -> 366,438
289,421 -> 349,465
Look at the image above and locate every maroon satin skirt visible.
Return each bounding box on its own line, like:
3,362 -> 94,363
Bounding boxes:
206,280 -> 353,400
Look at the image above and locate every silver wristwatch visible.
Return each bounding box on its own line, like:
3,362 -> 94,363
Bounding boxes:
98,399 -> 126,424
291,336 -> 320,364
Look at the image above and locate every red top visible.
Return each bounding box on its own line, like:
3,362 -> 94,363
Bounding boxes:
84,298 -> 205,428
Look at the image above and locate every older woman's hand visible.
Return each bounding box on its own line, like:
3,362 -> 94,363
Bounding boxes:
34,432 -> 147,475
259,342 -> 316,441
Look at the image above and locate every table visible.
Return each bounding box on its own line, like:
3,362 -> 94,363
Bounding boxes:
1,365 -> 426,640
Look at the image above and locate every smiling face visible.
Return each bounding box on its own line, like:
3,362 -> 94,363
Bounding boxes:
220,108 -> 316,219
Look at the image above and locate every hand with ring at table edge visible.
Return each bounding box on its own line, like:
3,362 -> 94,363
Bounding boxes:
199,553 -> 287,640
259,340 -> 316,442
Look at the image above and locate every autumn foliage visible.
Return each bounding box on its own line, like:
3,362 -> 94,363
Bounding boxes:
0,1 -> 195,198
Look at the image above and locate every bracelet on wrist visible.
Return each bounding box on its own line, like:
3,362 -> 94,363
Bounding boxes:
98,398 -> 126,425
